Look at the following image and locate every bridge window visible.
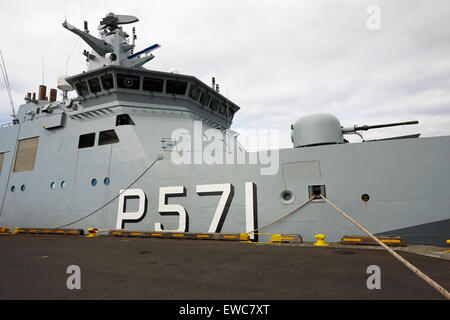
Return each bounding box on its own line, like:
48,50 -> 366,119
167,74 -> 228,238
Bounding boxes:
101,74 -> 114,90
88,78 -> 102,93
229,109 -> 235,121
75,81 -> 90,96
166,80 -> 187,95
200,92 -> 211,106
189,85 -> 200,101
219,103 -> 227,115
117,74 -> 140,90
143,77 -> 164,92
116,114 -> 135,126
209,98 -> 219,111
78,133 -> 95,149
99,130 -> 119,145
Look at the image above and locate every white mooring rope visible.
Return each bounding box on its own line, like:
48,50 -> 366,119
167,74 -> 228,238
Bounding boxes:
247,195 -> 316,234
56,155 -> 163,229
320,194 -> 450,300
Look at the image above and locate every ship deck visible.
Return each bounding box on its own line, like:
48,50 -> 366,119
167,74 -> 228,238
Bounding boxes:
0,234 -> 449,300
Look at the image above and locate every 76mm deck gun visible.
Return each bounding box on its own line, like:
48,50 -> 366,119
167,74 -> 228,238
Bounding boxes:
291,114 -> 419,148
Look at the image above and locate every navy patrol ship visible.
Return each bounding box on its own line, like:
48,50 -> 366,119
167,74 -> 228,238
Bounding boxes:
0,13 -> 448,245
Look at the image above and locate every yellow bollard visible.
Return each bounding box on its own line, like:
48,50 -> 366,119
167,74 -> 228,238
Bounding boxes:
314,234 -> 329,247
270,234 -> 282,243
240,233 -> 251,242
445,240 -> 450,253
86,228 -> 99,238
0,227 -> 10,234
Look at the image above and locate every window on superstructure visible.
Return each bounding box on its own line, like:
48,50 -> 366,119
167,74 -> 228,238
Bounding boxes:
88,78 -> 102,94
219,103 -> 227,115
78,133 -> 95,149
166,80 -> 187,95
143,77 -> 164,92
75,81 -> 90,96
209,98 -> 219,111
101,74 -> 114,90
99,130 -> 120,146
189,85 -> 200,101
200,92 -> 211,106
229,110 -> 235,121
117,74 -> 140,90
116,114 -> 135,126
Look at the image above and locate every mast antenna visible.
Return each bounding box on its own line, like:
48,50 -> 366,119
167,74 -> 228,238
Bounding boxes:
42,53 -> 45,84
0,48 -> 16,119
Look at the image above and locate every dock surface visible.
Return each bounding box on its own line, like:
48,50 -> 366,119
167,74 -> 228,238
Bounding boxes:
0,235 -> 449,300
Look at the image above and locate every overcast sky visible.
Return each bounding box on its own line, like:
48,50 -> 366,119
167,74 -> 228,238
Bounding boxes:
1,0 -> 450,148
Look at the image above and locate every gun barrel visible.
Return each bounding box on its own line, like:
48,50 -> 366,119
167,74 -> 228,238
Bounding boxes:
342,120 -> 419,134
354,120 -> 418,131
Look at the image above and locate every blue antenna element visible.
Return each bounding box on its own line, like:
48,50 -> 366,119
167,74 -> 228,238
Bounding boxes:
127,43 -> 161,59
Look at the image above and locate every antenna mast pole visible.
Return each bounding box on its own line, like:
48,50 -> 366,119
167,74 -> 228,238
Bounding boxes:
0,48 -> 16,119
42,53 -> 45,84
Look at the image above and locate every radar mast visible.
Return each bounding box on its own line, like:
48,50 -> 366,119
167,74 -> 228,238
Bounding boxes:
62,12 -> 160,71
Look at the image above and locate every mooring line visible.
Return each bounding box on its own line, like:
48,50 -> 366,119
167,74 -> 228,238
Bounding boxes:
247,195 -> 315,234
55,155 -> 163,229
320,194 -> 450,300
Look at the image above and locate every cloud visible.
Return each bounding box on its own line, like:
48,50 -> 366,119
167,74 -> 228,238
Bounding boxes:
0,0 -> 449,149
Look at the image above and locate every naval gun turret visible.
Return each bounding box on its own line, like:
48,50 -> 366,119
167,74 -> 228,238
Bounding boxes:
62,12 -> 160,71
291,113 -> 419,148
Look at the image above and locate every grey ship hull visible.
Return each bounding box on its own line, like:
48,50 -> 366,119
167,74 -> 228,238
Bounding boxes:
0,106 -> 449,246
0,13 -> 448,246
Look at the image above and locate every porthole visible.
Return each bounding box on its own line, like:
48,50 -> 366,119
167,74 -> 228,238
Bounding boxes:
20,185 -> 25,192
50,182 -> 56,190
10,185 -> 15,192
282,191 -> 292,201
91,178 -> 97,186
104,177 -> 110,185
280,189 -> 295,205
361,194 -> 370,202
61,181 -> 67,189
